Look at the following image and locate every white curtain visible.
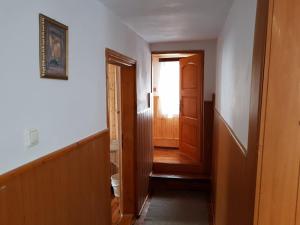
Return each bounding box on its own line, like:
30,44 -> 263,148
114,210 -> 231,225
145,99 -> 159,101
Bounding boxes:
157,61 -> 180,118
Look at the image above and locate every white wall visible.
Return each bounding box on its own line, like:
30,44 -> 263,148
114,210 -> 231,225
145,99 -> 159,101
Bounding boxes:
216,0 -> 257,148
150,40 -> 217,101
0,0 -> 151,174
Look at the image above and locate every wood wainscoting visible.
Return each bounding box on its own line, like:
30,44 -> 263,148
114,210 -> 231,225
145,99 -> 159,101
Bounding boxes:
212,111 -> 250,225
136,108 -> 153,215
204,100 -> 214,175
0,130 -> 111,225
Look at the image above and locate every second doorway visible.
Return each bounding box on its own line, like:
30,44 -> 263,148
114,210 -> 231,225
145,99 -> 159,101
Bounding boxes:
152,51 -> 209,175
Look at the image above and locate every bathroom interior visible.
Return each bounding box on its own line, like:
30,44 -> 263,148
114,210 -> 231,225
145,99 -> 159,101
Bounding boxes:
107,64 -> 122,225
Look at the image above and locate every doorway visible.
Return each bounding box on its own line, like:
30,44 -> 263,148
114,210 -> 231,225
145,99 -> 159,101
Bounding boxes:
106,49 -> 137,224
152,51 -> 208,175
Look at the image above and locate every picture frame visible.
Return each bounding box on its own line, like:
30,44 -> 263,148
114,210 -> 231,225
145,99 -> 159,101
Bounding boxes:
39,14 -> 68,80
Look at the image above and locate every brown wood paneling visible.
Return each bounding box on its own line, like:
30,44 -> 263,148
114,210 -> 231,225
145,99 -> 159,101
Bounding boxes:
212,111 -> 247,225
136,108 -> 153,215
120,65 -> 137,215
0,130 -> 111,225
153,96 -> 179,148
255,0 -> 300,224
204,100 -> 214,176
247,0 -> 270,223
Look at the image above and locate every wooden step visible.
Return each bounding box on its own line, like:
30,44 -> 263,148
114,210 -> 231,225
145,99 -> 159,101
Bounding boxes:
150,172 -> 211,191
150,172 -> 210,180
153,162 -> 205,174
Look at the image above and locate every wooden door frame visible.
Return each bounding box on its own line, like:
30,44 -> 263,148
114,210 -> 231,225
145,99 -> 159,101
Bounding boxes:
151,50 -> 205,162
105,48 -> 137,218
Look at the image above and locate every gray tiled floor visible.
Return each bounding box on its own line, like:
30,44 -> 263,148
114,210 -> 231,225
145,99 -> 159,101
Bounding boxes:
143,190 -> 210,225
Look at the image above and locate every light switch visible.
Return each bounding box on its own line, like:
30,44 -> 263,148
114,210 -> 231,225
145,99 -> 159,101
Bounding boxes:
25,129 -> 39,147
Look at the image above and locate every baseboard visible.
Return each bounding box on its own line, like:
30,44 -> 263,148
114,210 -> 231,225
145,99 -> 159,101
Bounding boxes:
137,194 -> 150,216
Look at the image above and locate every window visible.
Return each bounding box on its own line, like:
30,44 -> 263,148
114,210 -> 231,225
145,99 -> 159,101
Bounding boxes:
157,61 -> 180,118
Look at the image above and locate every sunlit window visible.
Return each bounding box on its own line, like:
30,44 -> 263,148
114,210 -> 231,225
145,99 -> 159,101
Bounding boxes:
157,61 -> 180,118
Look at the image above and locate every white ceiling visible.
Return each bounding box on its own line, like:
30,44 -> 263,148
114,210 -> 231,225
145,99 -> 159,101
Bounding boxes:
97,0 -> 234,43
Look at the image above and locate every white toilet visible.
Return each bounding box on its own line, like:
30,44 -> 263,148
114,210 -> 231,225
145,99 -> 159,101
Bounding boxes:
111,173 -> 120,197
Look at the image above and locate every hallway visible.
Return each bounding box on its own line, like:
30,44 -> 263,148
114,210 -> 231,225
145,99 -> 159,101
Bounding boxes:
1,0 -> 299,225
137,190 -> 210,225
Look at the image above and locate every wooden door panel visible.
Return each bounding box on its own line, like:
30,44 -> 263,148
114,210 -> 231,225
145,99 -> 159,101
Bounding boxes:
120,66 -> 136,215
182,96 -> 198,118
181,142 -> 200,161
181,122 -> 198,146
179,53 -> 204,170
181,64 -> 198,89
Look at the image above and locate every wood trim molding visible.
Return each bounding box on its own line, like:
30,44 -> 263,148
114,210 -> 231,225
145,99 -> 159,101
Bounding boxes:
253,0 -> 272,223
106,48 -> 136,67
137,194 -> 150,217
246,0 -> 270,224
0,129 -> 108,185
214,109 -> 247,156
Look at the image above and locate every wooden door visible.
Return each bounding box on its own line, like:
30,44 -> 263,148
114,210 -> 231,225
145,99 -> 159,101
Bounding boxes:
256,0 -> 300,224
179,54 -> 204,163
120,65 -> 136,215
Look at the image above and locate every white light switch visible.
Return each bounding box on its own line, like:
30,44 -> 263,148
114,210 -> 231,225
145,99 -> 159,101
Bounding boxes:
25,129 -> 39,147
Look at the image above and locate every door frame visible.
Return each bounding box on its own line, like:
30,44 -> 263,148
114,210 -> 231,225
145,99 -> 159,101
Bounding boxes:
105,48 -> 137,218
151,50 -> 205,163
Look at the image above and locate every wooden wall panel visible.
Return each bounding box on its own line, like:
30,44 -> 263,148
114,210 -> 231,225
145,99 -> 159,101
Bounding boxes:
213,111 -> 248,225
120,66 -> 137,215
0,130 -> 111,225
153,96 -> 179,148
255,0 -> 300,224
204,101 -> 214,175
136,108 -> 153,215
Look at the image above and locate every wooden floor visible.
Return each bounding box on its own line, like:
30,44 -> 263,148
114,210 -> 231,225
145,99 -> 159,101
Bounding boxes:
112,197 -> 121,225
153,148 -> 199,165
112,196 -> 135,225
119,215 -> 134,225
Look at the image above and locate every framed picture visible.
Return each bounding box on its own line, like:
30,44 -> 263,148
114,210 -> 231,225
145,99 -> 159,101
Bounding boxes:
39,14 -> 68,80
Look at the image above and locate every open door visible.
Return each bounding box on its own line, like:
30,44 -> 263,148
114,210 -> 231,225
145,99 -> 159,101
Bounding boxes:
106,48 -> 137,223
179,54 -> 204,164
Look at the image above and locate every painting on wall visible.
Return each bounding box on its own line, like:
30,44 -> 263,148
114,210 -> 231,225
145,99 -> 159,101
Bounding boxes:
39,14 -> 68,80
